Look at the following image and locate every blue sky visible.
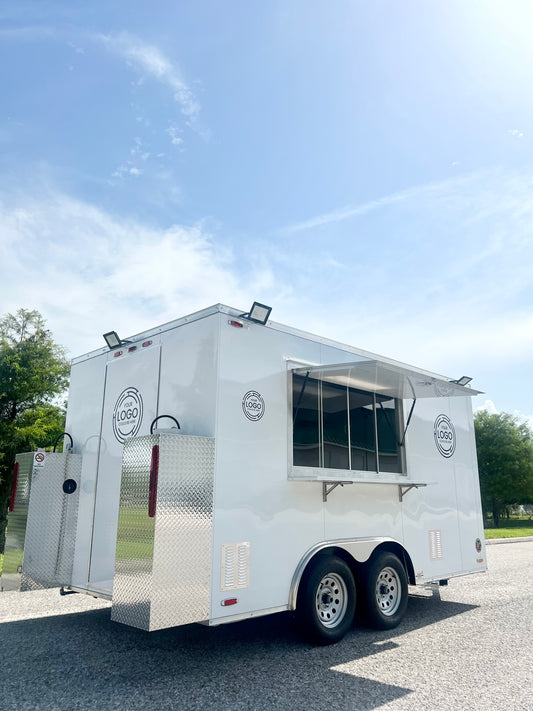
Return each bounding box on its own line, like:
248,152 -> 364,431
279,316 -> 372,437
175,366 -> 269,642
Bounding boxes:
1,1 -> 532,423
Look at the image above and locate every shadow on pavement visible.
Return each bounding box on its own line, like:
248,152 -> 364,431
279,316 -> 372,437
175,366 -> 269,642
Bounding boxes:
2,593 -> 477,711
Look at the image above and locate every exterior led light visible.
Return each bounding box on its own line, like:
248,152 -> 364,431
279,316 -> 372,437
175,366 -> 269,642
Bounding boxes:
244,302 -> 272,325
452,376 -> 473,387
103,330 -> 132,350
103,331 -> 121,349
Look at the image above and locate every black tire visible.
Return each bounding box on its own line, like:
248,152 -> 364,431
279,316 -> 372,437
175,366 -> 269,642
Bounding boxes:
362,551 -> 408,630
296,555 -> 356,645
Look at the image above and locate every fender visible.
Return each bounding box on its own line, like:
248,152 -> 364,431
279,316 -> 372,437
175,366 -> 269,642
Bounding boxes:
288,536 -> 402,610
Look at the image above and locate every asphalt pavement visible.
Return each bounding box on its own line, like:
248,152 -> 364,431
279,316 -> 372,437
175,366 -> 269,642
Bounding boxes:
1,540 -> 532,711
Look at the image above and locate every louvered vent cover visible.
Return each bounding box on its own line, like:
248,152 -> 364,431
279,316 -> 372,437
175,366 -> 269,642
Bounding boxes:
221,542 -> 250,591
429,530 -> 443,560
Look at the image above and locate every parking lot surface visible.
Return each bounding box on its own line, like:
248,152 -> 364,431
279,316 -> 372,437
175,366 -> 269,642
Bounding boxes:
1,541 -> 532,711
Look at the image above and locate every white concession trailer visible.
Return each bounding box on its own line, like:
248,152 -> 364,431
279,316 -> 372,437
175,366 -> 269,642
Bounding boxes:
3,303 -> 487,643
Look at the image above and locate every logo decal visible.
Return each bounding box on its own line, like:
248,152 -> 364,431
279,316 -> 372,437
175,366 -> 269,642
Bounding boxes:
242,391 -> 265,421
113,387 -> 144,443
434,414 -> 456,458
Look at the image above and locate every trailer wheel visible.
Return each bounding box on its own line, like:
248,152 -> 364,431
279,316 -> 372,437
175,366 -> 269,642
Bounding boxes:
296,555 -> 356,645
362,551 -> 408,630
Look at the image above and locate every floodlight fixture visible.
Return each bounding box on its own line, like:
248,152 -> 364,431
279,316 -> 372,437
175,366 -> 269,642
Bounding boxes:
452,376 -> 473,387
103,331 -> 121,349
241,301 -> 272,325
103,330 -> 132,349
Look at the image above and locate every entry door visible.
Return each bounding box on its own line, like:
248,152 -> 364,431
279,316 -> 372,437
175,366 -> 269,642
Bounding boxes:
88,344 -> 161,593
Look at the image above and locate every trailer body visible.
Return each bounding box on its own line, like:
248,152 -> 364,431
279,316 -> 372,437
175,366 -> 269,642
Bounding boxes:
3,304 -> 486,639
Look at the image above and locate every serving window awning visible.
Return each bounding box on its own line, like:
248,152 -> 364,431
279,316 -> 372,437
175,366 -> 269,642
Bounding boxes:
291,359 -> 482,400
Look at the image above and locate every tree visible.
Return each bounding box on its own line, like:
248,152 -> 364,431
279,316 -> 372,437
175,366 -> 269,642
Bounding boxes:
0,309 -> 70,555
474,410 -> 533,527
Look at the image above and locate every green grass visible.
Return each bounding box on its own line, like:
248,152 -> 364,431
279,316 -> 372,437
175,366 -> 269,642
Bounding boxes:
484,517 -> 533,539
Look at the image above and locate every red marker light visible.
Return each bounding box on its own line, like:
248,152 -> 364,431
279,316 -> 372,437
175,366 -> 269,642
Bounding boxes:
148,445 -> 159,518
142,340 -> 152,347
114,350 -> 123,357
228,320 -> 243,328
221,598 -> 238,607
128,346 -> 137,352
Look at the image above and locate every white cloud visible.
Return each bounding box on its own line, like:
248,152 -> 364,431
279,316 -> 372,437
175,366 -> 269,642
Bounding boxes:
130,137 -> 150,161
112,164 -> 142,179
281,192 -> 408,234
475,400 -> 499,415
280,172 -> 483,234
67,40 -> 85,55
167,123 -> 184,147
0,189 -> 254,357
515,412 -> 533,431
112,137 -> 151,178
97,31 -> 201,121
475,400 -> 533,431
508,129 -> 524,138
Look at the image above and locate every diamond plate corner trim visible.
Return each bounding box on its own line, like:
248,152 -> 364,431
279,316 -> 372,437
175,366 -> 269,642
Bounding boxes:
20,453 -> 82,591
221,542 -> 250,591
429,530 -> 443,561
112,433 -> 215,632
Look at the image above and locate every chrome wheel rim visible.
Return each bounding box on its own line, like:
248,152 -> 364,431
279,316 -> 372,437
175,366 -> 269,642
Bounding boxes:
375,566 -> 401,616
315,572 -> 348,628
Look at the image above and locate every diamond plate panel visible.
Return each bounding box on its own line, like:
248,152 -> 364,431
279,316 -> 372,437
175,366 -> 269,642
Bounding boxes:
1,453 -> 34,591
20,453 -> 82,591
112,433 -> 215,631
111,435 -> 157,630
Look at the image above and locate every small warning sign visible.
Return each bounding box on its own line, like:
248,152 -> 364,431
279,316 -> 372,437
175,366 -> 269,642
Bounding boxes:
33,451 -> 46,468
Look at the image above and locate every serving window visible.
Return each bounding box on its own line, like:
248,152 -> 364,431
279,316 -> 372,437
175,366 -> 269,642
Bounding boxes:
292,373 -> 404,475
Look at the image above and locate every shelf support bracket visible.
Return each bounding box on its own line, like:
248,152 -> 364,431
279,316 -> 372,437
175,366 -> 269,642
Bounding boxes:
399,483 -> 427,502
322,481 -> 353,502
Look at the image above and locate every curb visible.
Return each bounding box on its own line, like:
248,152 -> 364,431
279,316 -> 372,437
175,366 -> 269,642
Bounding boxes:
485,536 -> 533,546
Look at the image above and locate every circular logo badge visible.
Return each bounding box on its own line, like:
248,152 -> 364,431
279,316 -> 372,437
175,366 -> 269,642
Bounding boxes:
434,414 -> 456,458
113,387 -> 144,443
242,390 -> 265,421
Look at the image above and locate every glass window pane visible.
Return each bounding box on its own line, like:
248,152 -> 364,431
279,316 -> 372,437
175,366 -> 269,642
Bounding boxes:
377,398 -> 403,473
322,382 -> 349,469
349,389 -> 376,471
293,374 -> 320,467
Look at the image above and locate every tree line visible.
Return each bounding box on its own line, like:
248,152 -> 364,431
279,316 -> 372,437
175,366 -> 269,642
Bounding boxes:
474,410 -> 533,526
1,308 -> 533,554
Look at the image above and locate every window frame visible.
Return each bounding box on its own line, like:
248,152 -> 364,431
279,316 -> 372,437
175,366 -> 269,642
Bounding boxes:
291,372 -> 406,479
